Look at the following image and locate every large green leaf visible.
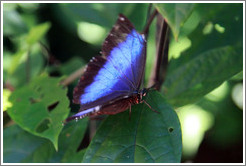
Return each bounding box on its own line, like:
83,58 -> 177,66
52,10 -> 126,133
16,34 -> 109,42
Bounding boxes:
164,46 -> 242,107
7,75 -> 70,150
154,3 -> 195,40
82,91 -> 182,163
163,4 -> 243,107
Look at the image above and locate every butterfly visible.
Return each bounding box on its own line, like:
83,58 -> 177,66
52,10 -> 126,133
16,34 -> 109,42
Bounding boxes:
65,14 -> 156,123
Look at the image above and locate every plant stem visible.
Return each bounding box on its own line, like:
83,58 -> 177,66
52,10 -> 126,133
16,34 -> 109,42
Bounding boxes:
60,67 -> 85,86
142,9 -> 158,38
26,51 -> 30,83
148,13 -> 170,90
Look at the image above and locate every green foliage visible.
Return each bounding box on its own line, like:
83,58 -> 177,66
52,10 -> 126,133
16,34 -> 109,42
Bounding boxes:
3,3 -> 243,163
3,118 -> 88,163
163,4 -> 243,107
7,75 -> 70,150
164,46 -> 242,107
83,91 -> 181,163
154,3 -> 195,40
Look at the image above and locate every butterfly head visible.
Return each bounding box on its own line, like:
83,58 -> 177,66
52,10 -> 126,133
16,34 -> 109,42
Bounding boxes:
136,88 -> 148,104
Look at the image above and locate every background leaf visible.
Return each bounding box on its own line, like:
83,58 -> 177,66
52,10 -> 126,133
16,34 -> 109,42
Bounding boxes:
154,3 -> 195,39
7,75 -> 70,150
26,22 -> 51,46
3,125 -> 47,163
3,118 -> 88,163
82,91 -> 182,163
163,4 -> 243,107
164,46 -> 243,107
3,6 -> 28,36
7,22 -> 50,75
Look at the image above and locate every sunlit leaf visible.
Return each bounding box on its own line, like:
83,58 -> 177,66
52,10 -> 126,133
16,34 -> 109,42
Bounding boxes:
7,75 -> 70,150
3,89 -> 13,111
83,91 -> 182,163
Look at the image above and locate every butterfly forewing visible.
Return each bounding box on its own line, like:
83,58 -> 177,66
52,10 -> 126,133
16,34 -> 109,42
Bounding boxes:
68,14 -> 146,121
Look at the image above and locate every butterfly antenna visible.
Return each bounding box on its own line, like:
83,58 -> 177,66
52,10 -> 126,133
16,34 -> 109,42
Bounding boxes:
142,100 -> 160,114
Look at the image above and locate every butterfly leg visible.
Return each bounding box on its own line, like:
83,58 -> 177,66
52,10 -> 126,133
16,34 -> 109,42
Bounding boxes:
143,100 -> 160,114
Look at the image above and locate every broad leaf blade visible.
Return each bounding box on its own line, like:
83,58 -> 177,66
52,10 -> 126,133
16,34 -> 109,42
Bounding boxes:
154,3 -> 195,39
7,75 -> 70,150
164,46 -> 243,107
82,91 -> 182,163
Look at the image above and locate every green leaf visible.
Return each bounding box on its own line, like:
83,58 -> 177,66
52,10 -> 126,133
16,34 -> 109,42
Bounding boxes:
26,22 -> 51,46
231,71 -> 243,81
3,118 -> 88,163
164,4 -> 243,107
7,49 -> 28,75
164,46 -> 243,107
65,149 -> 87,163
3,125 -> 47,163
3,9 -> 27,36
54,118 -> 89,162
5,44 -> 44,87
6,22 -> 49,75
154,3 -> 195,40
7,75 -> 70,150
82,91 -> 182,163
54,3 -> 147,34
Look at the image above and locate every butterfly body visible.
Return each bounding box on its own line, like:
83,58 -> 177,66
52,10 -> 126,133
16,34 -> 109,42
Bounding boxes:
65,14 -> 147,123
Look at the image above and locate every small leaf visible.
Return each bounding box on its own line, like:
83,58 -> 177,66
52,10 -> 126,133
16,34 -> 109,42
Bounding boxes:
154,3 -> 195,40
7,49 -> 28,75
164,46 -> 243,107
7,75 -> 70,150
82,91 -> 182,163
3,9 -> 27,36
26,22 -> 51,46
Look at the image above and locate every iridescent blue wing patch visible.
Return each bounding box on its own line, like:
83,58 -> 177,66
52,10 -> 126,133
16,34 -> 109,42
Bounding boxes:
67,14 -> 146,122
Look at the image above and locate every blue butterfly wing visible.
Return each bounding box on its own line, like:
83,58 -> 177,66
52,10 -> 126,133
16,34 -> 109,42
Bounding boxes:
71,14 -> 146,119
